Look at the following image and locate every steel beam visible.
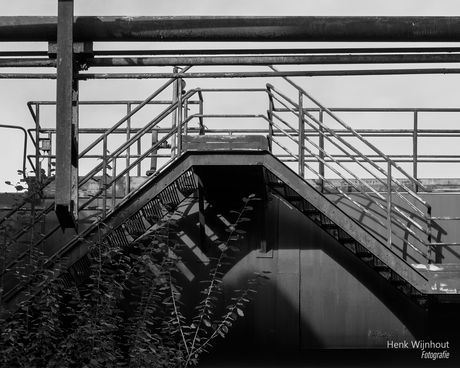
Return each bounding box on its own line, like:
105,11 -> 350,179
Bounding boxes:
1,16 -> 460,42
55,0 -> 78,231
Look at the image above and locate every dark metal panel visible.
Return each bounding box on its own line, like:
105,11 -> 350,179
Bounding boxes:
295,198 -> 426,348
2,16 -> 460,42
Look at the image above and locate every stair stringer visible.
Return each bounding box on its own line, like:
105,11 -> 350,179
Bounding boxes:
259,154 -> 430,294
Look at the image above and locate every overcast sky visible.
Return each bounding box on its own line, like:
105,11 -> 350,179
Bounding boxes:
2,1 -> 460,191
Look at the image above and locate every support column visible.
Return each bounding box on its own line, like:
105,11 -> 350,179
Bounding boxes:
55,0 -> 78,231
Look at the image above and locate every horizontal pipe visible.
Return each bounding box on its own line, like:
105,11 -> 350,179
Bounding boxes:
89,53 -> 460,67
3,68 -> 460,80
2,16 -> 460,42
4,46 -> 460,58
5,53 -> 460,68
0,58 -> 56,68
79,68 -> 460,79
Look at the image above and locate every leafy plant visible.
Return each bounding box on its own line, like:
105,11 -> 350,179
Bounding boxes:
0,193 -> 268,367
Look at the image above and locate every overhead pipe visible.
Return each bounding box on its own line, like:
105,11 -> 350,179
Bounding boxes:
3,67 -> 460,79
3,53 -> 460,69
1,16 -> 460,42
89,53 -> 460,66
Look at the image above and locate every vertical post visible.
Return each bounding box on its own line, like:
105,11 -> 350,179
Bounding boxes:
47,131 -> 53,178
427,209 -> 432,264
171,66 -> 179,157
184,98 -> 189,137
55,0 -> 79,231
298,91 -> 305,178
34,103 -> 41,183
413,110 -> 419,193
102,135 -> 107,218
111,156 -> 117,211
266,85 -> 274,152
198,91 -> 205,135
387,161 -> 393,249
125,102 -> 131,195
177,75 -> 183,156
146,129 -> 158,176
198,177 -> 207,252
319,109 -> 325,193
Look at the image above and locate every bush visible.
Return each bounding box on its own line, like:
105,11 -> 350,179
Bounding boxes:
0,194 -> 268,367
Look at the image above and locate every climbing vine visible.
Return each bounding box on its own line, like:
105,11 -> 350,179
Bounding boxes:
0,193 -> 268,367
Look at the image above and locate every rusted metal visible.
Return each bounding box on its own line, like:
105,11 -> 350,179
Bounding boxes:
1,16 -> 460,42
0,59 -> 56,67
55,0 -> 78,231
78,68 -> 460,79
4,68 -> 460,79
88,53 -> 460,66
3,53 -> 460,68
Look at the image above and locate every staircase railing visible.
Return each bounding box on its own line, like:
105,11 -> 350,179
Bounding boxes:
0,70 -> 200,279
266,69 -> 433,264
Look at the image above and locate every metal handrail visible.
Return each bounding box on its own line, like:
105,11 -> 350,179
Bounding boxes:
5,80 -> 460,271
0,68 -> 191,230
0,87 -> 202,279
266,73 -> 433,262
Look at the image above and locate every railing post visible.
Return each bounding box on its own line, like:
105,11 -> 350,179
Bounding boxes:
171,66 -> 179,157
413,110 -> 418,193
125,102 -> 131,195
319,108 -> 325,193
427,208 -> 433,264
34,103 -> 41,183
198,90 -> 205,135
111,156 -> 117,211
387,161 -> 393,249
267,85 -> 274,152
102,135 -> 107,218
146,129 -> 158,176
177,75 -> 183,156
298,91 -> 305,177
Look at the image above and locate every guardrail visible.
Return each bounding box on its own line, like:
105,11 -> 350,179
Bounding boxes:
3,75 -> 460,271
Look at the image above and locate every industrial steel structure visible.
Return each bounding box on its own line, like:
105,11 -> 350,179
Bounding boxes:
2,1 -> 460,366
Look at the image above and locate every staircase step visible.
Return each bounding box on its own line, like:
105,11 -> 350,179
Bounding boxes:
104,227 -> 130,248
141,197 -> 165,225
373,257 -> 389,270
68,255 -> 92,286
124,211 -> 147,238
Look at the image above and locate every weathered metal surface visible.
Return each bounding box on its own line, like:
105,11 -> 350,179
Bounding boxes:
1,16 -> 460,42
55,0 -> 78,230
89,53 -> 460,66
5,68 -> 460,80
182,135 -> 270,151
295,196 -> 425,348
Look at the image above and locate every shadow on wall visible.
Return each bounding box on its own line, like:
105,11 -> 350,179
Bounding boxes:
154,176 -> 460,367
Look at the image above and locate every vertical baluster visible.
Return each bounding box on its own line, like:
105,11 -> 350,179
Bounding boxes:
413,110 -> 419,193
387,161 -> 392,249
298,91 -> 305,177
102,135 -> 107,218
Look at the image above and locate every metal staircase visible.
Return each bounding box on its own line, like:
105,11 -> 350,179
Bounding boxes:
264,168 -> 429,307
1,68 -> 459,317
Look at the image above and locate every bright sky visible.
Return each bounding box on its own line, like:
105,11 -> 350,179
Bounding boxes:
2,0 -> 460,191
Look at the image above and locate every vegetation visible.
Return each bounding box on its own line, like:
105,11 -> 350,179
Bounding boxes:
0,192 -> 268,367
